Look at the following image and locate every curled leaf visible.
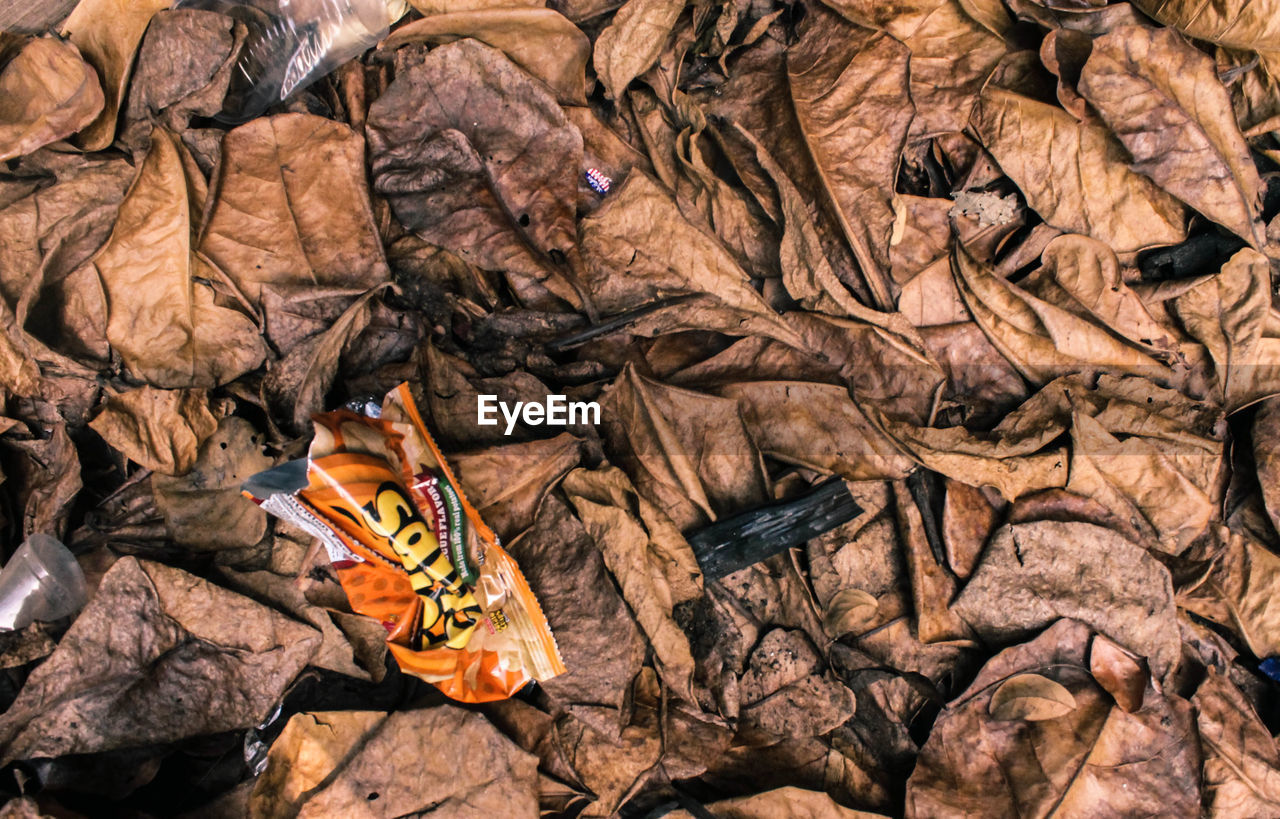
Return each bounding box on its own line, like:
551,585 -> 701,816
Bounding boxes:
823,588 -> 879,638
989,673 -> 1078,721
0,37 -> 103,162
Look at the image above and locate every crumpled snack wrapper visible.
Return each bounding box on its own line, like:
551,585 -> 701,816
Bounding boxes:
244,382 -> 564,702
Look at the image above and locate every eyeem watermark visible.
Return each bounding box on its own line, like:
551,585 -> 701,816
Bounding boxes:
477,395 -> 600,435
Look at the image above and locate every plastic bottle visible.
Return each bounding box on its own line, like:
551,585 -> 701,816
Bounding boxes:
0,534 -> 88,631
175,0 -> 410,123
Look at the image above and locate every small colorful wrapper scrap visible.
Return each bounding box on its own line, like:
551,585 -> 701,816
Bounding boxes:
243,383 -> 565,703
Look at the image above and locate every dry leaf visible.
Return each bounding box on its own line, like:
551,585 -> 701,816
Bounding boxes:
952,521 -> 1182,680
151,417 -> 272,550
0,557 -> 319,763
384,8 -> 590,104
60,0 -> 170,151
940,479 -> 998,579
1088,633 -> 1147,713
787,6 -> 912,310
451,433 -> 581,540
368,39 -> 583,307
972,86 -> 1187,253
1255,397 -> 1280,535
198,114 -> 390,305
593,0 -> 685,101
988,673 -> 1078,721
1130,0 -> 1280,53
823,588 -> 879,638
89,386 -> 219,475
906,619 -> 1200,817
251,708 -> 538,817
578,173 -> 804,347
92,127 -> 265,388
1078,26 -> 1266,248
1193,668 -> 1280,817
562,464 -> 702,700
1175,247 -> 1280,410
507,494 -> 648,726
719,381 -> 913,481
0,37 -> 103,162
1180,528 -> 1280,658
601,364 -> 770,531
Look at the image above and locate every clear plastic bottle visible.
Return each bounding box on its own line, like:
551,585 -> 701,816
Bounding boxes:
176,0 -> 409,123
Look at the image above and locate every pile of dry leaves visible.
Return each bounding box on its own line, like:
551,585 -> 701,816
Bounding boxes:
1,0 -> 1280,815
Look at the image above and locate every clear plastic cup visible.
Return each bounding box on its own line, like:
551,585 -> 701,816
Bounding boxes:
0,534 -> 88,631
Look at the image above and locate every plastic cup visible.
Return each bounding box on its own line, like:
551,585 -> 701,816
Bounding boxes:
0,534 -> 88,631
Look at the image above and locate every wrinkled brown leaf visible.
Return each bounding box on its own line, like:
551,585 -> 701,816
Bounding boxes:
906,619 -> 1200,817
593,0 -> 685,101
89,386 -> 219,475
0,557 -> 319,763
385,8 -> 590,104
1079,26 -> 1266,248
367,39 -> 583,308
60,0 -> 169,151
151,416 -> 272,550
0,37 -> 102,162
199,114 -> 390,305
972,86 -> 1187,253
92,127 -> 265,388
953,521 -> 1182,679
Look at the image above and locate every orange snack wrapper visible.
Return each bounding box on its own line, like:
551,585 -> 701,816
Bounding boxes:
243,383 -> 564,702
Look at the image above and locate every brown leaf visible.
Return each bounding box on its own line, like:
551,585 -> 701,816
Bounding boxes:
1089,633 -> 1148,713
988,673 -> 1077,721
693,786 -> 889,818
1175,248 -> 1280,410
906,619 -> 1200,817
971,86 -> 1187,253
718,380 -> 912,482
0,153 -> 134,362
221,561 -> 373,682
123,9 -> 243,142
578,173 -> 804,347
506,493 -> 647,727
1180,528 -> 1280,658
198,114 -> 390,305
1130,0 -> 1280,53
151,417 -> 272,550
59,0 -> 170,151
1078,26 -> 1266,248
952,521 -> 1182,680
92,127 -> 265,388
824,0 -> 1008,137
89,386 -> 219,475
0,557 -> 319,763
1255,397 -> 1280,536
367,39 -> 583,308
941,478 -> 998,579
562,464 -> 702,699
952,245 -> 1166,386
3,422 -> 82,540
251,708 -> 538,817
1025,234 -> 1173,350
386,9 -> 590,105
787,7 -> 911,310
0,37 -> 102,162
1193,668 -> 1280,817
263,285 -> 385,435
593,0 -> 685,101
823,588 -> 879,638
870,383 -> 1071,501
451,433 -> 581,541
895,480 -> 973,644
601,364 -> 770,531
